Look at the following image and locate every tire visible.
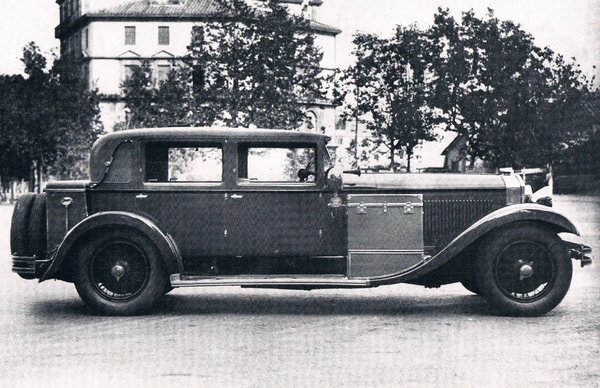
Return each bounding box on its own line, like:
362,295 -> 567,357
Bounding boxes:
28,193 -> 47,260
460,277 -> 480,295
474,223 -> 572,317
74,228 -> 168,316
164,285 -> 174,295
10,193 -> 36,256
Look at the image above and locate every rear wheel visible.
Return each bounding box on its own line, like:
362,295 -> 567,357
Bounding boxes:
74,229 -> 167,315
460,277 -> 480,295
475,224 -> 572,316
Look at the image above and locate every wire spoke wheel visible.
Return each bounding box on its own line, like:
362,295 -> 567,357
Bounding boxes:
475,223 -> 572,316
494,241 -> 555,302
90,240 -> 150,301
74,229 -> 168,315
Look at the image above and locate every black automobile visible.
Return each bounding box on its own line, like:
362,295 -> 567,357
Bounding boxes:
10,128 -> 592,315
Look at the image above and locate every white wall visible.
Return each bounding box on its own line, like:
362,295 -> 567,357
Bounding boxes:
315,34 -> 335,69
87,21 -> 194,58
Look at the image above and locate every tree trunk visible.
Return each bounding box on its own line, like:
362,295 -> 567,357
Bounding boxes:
389,142 -> 395,171
36,159 -> 43,194
469,153 -> 476,170
29,164 -> 35,193
407,147 -> 413,173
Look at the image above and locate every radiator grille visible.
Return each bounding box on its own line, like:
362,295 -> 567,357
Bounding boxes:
423,191 -> 504,254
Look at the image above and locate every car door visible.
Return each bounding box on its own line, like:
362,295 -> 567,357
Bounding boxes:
225,142 -> 345,268
137,141 -> 228,271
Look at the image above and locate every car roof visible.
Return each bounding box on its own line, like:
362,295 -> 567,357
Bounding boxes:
99,127 -> 330,142
90,127 -> 330,183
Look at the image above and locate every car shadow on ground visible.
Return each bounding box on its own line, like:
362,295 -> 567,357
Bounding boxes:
27,291 -> 499,318
156,292 -> 497,317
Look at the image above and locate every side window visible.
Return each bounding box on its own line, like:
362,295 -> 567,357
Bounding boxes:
238,144 -> 316,183
146,143 -> 223,183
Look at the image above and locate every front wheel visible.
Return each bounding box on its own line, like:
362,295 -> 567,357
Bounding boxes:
74,229 -> 168,315
474,224 -> 572,316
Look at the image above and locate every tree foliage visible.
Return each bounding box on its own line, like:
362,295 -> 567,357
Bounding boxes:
334,26 -> 438,171
429,8 -> 594,169
0,42 -> 102,189
121,0 -> 324,130
336,8 -> 594,171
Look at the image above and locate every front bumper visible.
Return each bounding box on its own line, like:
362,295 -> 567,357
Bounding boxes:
568,244 -> 593,267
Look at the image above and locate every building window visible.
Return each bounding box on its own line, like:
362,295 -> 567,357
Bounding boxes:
302,111 -> 317,132
123,65 -> 138,81
192,65 -> 205,92
158,26 -> 170,45
125,26 -> 136,45
156,65 -> 171,86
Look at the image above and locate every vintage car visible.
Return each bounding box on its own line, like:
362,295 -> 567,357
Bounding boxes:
10,128 -> 592,316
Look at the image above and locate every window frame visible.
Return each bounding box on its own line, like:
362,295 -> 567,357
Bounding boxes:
143,141 -> 225,187
125,26 -> 136,45
155,63 -> 172,87
236,142 -> 319,187
158,26 -> 170,45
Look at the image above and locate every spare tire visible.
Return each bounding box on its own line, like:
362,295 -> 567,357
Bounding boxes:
28,193 -> 47,259
10,193 -> 36,256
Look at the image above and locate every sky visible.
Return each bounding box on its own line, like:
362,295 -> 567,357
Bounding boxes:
0,0 -> 599,84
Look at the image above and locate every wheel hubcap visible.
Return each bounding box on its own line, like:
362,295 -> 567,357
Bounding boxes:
519,263 -> 534,280
90,240 -> 149,301
111,263 -> 126,281
494,241 -> 555,302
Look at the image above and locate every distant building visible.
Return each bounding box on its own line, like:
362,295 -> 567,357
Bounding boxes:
54,0 -> 341,133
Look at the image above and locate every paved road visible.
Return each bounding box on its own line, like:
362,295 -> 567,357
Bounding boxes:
0,196 -> 598,387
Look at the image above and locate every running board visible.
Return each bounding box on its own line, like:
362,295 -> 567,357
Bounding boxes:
170,274 -> 370,288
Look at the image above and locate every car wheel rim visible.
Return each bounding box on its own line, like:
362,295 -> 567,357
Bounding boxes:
494,241 -> 556,302
90,240 -> 149,301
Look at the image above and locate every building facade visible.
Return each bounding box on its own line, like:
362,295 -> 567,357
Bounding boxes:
55,0 -> 340,134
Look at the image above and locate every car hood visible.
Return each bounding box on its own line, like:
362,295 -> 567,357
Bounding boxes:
343,173 -> 508,190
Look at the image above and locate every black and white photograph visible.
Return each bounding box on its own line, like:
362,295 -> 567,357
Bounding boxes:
1,0 -> 599,386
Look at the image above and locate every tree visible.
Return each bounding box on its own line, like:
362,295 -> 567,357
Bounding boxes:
429,8 -> 594,169
47,57 -> 103,179
0,42 -> 102,191
0,75 -> 30,182
120,62 -> 200,129
335,27 -> 437,171
121,0 -> 324,130
188,0 -> 324,128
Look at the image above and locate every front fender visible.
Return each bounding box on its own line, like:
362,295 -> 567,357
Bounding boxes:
40,211 -> 183,282
374,203 -> 580,285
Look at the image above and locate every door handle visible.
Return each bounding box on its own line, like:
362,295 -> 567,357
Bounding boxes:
230,194 -> 243,199
136,194 -> 148,199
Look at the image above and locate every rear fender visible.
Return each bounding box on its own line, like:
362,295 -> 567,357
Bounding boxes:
375,204 -> 580,285
40,211 -> 183,282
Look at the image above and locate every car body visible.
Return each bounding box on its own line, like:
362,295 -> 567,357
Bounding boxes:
10,127 -> 592,315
